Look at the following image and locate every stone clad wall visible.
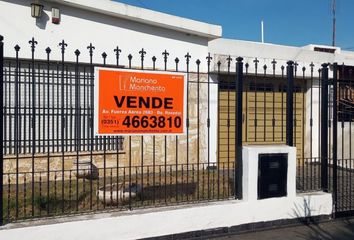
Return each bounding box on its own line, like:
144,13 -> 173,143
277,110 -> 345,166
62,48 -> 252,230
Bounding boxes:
127,73 -> 209,167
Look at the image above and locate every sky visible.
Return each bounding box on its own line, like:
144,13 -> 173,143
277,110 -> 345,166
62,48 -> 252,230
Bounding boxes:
115,0 -> 354,50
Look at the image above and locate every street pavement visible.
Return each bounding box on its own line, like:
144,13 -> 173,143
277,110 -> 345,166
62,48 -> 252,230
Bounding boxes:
212,218 -> 354,240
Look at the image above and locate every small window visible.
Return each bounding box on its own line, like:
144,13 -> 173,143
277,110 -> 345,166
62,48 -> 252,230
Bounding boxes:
249,82 -> 274,92
314,47 -> 336,54
278,85 -> 302,93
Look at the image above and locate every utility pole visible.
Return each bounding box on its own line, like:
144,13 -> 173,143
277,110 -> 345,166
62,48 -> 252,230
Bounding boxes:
332,0 -> 336,47
261,20 -> 264,43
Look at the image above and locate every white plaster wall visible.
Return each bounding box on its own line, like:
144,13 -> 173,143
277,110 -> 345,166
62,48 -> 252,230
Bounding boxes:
336,50 -> 354,65
0,0 -> 210,71
304,79 -> 321,160
0,192 -> 332,240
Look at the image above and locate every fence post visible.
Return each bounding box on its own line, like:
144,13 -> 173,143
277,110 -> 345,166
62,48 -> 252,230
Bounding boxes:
321,63 -> 329,192
286,61 -> 294,146
235,57 -> 243,199
332,62 -> 338,214
0,35 -> 4,226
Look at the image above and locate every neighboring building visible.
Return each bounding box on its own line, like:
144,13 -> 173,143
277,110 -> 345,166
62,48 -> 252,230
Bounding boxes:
209,39 -> 354,161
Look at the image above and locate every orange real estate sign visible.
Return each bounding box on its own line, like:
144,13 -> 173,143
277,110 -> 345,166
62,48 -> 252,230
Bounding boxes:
94,68 -> 187,135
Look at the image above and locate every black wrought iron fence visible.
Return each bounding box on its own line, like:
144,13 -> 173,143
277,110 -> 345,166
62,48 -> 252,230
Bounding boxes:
0,35 -> 345,224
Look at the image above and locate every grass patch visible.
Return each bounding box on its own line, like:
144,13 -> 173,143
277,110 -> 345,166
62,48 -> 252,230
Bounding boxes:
2,168 -> 235,224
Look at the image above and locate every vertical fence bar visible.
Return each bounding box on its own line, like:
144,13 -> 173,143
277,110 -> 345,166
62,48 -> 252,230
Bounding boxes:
114,46 -> 121,67
14,45 -> 20,219
30,37 -> 38,217
321,63 -> 329,192
217,61 -> 221,200
206,53 -> 212,200
46,47 -> 51,216
286,61 -> 294,146
185,52 -> 191,201
332,62 -> 338,215
0,35 -> 4,226
162,50 -> 168,204
310,63 -> 314,189
59,40 -> 67,213
102,52 -> 107,208
271,60 -> 277,142
149,56 -> 155,205
196,59 -> 200,201
140,50 -> 146,207
226,56 -> 232,197
74,49 -> 80,212
128,54 -> 132,210
254,58 -> 259,142
235,57 -> 243,199
88,43 -> 95,210
116,50 -> 122,208
174,57 -> 179,203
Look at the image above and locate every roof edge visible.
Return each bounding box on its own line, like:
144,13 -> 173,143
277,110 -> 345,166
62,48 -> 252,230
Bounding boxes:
45,0 -> 222,39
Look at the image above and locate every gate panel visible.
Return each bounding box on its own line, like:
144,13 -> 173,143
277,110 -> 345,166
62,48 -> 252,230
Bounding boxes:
333,63 -> 354,216
218,76 -> 306,161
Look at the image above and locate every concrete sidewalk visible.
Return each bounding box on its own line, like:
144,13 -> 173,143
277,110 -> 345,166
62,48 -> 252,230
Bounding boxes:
214,218 -> 354,240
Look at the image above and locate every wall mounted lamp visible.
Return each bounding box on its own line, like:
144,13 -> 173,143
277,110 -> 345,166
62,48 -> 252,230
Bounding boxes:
31,2 -> 44,18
